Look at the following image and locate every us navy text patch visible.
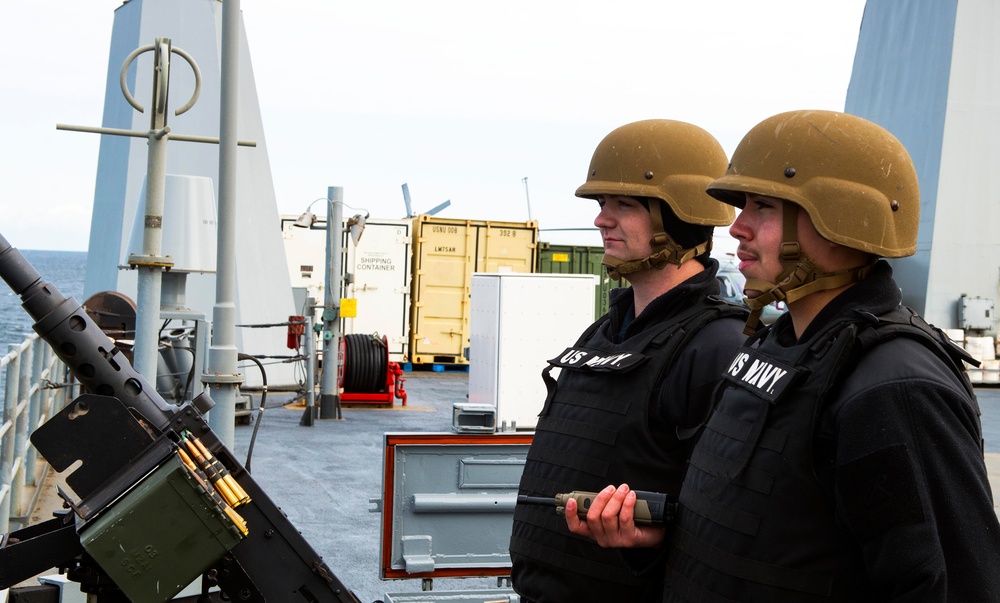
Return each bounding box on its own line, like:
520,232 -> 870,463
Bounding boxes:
723,347 -> 800,402
547,348 -> 648,372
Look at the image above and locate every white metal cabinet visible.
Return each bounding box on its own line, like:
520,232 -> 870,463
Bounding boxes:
468,273 -> 597,430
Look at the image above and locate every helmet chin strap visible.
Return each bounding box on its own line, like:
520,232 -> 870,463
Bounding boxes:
602,200 -> 711,280
740,203 -> 874,335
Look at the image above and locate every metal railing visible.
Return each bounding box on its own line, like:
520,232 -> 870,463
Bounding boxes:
0,333 -> 75,533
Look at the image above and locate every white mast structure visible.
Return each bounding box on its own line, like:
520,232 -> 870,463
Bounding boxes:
846,0 -> 1000,334
82,0 -> 296,392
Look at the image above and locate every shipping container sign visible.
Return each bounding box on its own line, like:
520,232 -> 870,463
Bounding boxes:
410,216 -> 538,365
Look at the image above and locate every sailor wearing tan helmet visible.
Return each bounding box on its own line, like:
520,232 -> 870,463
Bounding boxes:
567,110 -> 1000,602
510,119 -> 749,603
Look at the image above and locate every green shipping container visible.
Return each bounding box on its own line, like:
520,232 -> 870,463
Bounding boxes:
537,243 -> 628,320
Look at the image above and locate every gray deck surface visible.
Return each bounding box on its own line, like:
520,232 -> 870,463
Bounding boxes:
231,370 -> 507,603
232,376 -> 1000,603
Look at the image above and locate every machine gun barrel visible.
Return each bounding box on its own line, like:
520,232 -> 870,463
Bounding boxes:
0,233 -> 363,602
0,233 -> 175,430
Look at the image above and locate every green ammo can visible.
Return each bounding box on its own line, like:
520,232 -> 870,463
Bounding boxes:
79,454 -> 245,603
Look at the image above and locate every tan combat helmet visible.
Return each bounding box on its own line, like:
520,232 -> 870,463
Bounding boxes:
707,110 -> 920,331
576,119 -> 734,279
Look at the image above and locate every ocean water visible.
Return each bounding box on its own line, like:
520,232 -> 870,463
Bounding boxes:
0,249 -> 87,346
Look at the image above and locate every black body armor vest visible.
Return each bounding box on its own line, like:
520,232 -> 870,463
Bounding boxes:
664,306 -> 977,602
511,297 -> 746,602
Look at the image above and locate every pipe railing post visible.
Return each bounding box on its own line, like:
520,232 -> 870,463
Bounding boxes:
3,345 -> 21,530
12,340 -> 32,516
21,337 -> 42,486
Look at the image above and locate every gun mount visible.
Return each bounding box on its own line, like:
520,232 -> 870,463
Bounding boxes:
0,232 -> 362,602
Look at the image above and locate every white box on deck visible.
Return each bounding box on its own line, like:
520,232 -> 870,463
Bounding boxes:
469,273 -> 597,430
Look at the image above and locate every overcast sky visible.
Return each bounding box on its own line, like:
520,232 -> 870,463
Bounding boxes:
1,1 -> 867,253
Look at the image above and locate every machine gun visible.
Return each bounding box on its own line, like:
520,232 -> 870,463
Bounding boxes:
0,232 -> 362,603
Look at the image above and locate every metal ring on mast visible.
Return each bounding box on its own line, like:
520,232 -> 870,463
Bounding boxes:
170,46 -> 202,116
119,43 -> 203,116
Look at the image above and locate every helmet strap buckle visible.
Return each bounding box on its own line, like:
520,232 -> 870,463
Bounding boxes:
780,242 -> 801,261
650,233 -> 671,248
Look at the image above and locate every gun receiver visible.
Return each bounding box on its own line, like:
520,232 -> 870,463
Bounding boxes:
0,233 -> 362,602
517,490 -> 675,525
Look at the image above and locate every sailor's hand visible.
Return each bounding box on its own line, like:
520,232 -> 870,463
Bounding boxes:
565,484 -> 666,548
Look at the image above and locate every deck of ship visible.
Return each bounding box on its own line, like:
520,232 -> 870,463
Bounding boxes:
17,374 -> 1000,603
230,370 -> 505,602
224,380 -> 1000,603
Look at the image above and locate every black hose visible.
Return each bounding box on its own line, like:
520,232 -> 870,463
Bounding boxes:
344,334 -> 356,391
371,336 -> 382,390
359,335 -> 372,391
238,353 -> 267,473
370,335 -> 387,391
342,334 -> 388,393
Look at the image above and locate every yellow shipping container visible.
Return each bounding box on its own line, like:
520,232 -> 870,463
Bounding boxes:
409,215 -> 538,365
